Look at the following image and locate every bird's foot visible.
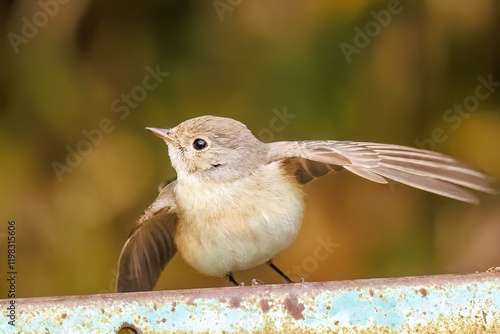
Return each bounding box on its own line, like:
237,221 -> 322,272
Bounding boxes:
251,279 -> 265,286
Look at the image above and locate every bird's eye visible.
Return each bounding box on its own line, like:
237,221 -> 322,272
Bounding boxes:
193,138 -> 208,151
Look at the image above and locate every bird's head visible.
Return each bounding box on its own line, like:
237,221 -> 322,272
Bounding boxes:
147,116 -> 268,182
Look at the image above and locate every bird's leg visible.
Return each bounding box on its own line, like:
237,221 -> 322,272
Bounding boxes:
266,259 -> 294,283
225,273 -> 240,286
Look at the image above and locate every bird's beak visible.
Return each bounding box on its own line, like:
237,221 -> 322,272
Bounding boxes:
146,127 -> 176,143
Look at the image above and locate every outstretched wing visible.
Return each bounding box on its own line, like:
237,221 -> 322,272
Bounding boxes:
116,181 -> 178,292
269,141 -> 497,204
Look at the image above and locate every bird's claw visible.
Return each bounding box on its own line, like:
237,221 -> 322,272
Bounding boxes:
251,279 -> 265,286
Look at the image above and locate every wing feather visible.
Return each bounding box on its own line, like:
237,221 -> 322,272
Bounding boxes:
268,140 -> 497,204
116,181 -> 178,292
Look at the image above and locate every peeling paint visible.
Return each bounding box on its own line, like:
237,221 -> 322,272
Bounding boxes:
259,299 -> 271,313
417,288 -> 428,298
229,297 -> 241,309
283,294 -> 305,320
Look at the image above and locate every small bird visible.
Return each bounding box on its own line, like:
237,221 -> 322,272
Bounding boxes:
116,115 -> 496,292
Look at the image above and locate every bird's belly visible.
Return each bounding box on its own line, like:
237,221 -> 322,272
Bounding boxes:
175,164 -> 305,277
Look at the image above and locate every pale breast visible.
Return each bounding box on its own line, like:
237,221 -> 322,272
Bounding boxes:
174,162 -> 305,277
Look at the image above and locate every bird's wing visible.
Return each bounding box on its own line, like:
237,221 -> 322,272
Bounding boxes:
269,140 -> 497,204
116,181 -> 178,292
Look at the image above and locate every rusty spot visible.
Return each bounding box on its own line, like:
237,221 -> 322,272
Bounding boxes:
161,318 -> 166,323
171,301 -> 177,312
260,299 -> 271,313
61,313 -> 67,319
229,297 -> 241,309
417,288 -> 428,298
334,321 -> 339,326
154,304 -> 157,311
284,294 -> 305,320
369,289 -> 374,297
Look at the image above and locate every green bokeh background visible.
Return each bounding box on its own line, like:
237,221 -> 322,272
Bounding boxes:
1,0 -> 499,298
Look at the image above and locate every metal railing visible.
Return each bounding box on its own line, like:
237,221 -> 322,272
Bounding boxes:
1,270 -> 500,333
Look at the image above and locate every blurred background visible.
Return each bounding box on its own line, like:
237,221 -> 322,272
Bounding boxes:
0,0 -> 499,298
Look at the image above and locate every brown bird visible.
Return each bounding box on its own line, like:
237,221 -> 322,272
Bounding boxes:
116,115 -> 496,292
